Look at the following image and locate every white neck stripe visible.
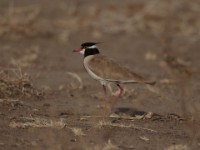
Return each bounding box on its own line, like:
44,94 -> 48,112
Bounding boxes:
88,45 -> 96,49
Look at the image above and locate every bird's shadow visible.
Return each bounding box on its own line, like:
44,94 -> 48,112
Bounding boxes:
114,107 -> 149,117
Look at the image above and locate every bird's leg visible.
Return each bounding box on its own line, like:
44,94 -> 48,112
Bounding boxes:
117,84 -> 124,97
102,84 -> 111,117
109,84 -> 125,113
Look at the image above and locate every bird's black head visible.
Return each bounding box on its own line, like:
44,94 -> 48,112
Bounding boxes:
81,42 -> 97,47
73,42 -> 100,57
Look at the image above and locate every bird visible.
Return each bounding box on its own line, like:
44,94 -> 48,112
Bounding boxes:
73,42 -> 155,100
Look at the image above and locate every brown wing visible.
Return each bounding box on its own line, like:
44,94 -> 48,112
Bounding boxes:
86,54 -> 149,83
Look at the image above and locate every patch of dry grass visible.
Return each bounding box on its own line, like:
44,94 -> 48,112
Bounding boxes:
164,144 -> 189,150
0,98 -> 24,108
97,120 -> 157,133
9,117 -> 87,137
103,139 -> 119,150
139,136 -> 150,142
9,117 -> 66,129
67,127 -> 86,136
0,69 -> 43,99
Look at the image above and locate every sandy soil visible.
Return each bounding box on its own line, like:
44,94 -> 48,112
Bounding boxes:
0,0 -> 200,150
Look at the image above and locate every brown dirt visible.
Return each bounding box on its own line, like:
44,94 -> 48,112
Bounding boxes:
0,0 -> 200,150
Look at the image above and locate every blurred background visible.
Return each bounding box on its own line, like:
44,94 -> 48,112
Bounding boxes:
0,0 -> 200,149
0,0 -> 199,72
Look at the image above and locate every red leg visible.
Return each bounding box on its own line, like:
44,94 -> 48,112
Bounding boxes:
117,84 -> 124,97
106,84 -> 124,113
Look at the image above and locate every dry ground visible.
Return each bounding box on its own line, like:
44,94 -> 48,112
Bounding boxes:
0,0 -> 200,150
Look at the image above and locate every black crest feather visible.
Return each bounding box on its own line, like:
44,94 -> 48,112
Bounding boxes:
81,42 -> 97,47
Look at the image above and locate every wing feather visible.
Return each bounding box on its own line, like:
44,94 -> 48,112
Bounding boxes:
85,55 -> 147,83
